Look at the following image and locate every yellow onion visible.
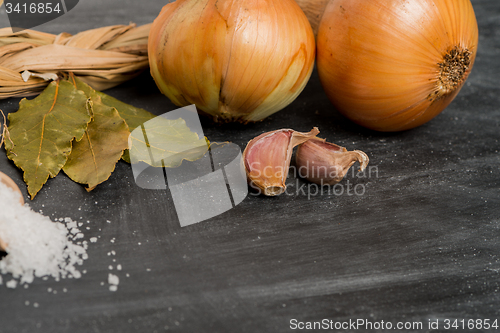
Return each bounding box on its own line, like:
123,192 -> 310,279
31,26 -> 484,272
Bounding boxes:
317,0 -> 478,131
148,0 -> 315,123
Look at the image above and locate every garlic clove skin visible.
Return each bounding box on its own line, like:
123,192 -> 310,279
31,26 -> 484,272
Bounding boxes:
243,127 -> 319,196
296,138 -> 369,186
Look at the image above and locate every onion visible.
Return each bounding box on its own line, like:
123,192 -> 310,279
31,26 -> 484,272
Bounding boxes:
148,0 -> 315,123
317,0 -> 479,132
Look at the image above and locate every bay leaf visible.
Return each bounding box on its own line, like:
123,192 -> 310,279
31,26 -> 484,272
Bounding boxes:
83,79 -> 209,166
129,116 -> 209,168
4,80 -> 91,199
94,89 -> 156,163
96,90 -> 156,132
63,78 -> 130,191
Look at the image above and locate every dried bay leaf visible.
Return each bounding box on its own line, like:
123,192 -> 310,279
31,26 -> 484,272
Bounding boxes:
68,75 -> 150,163
63,78 -> 130,191
4,80 -> 91,198
3,75 -> 211,198
96,89 -> 156,130
68,75 -> 206,165
94,90 -> 156,163
129,116 -> 209,168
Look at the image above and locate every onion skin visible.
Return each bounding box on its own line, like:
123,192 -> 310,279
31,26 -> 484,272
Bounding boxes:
148,0 -> 315,123
317,0 -> 479,132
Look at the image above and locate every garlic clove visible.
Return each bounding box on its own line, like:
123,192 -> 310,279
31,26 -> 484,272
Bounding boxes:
296,138 -> 369,186
243,127 -> 319,196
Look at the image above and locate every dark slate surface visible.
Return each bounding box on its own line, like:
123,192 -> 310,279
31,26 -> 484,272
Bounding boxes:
1,1 -> 499,332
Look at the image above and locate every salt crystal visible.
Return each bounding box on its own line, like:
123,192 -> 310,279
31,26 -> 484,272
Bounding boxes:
0,181 -> 89,287
25,301 -> 29,306
108,273 -> 119,285
90,237 -> 97,243
109,285 -> 118,292
6,279 -> 17,289
33,302 -> 39,308
117,264 -> 122,271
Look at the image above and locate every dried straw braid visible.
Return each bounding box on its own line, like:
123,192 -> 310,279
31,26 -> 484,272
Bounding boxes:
0,23 -> 151,99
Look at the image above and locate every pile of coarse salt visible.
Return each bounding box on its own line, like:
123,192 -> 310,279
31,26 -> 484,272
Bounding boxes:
0,180 -> 88,287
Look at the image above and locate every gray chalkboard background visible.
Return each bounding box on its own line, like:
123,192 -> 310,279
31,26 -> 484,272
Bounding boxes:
1,0 -> 499,332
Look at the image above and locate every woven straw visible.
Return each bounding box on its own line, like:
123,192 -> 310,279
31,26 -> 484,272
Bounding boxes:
0,23 -> 151,99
